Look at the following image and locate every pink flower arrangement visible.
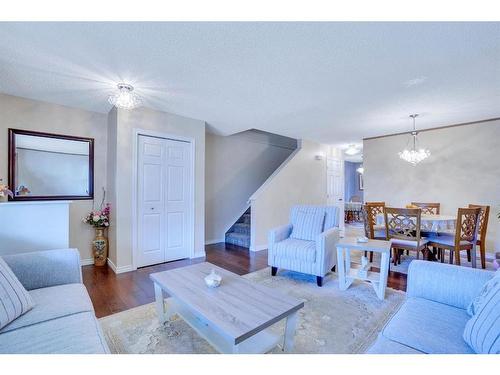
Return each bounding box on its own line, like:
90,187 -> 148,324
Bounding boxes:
83,203 -> 111,228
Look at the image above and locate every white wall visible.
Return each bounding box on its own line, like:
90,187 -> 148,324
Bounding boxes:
108,107 -> 206,270
364,120 -> 500,254
0,93 -> 107,262
205,131 -> 296,243
249,140 -> 329,250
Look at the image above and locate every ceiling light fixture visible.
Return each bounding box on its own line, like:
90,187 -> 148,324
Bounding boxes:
345,144 -> 360,156
398,114 -> 431,165
108,83 -> 141,110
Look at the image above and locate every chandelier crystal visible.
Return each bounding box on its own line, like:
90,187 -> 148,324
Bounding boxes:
108,83 -> 141,110
398,114 -> 430,165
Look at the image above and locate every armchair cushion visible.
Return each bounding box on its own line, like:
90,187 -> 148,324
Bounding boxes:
274,238 -> 316,263
0,257 -> 34,330
290,208 -> 325,241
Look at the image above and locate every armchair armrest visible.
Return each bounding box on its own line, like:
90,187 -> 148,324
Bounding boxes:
2,249 -> 82,291
315,227 -> 340,276
407,260 -> 494,309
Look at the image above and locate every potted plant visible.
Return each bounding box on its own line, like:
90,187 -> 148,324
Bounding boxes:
0,179 -> 13,202
82,203 -> 110,266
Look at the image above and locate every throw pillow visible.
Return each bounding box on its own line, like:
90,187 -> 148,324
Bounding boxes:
463,271 -> 500,354
467,269 -> 500,316
290,209 -> 325,241
0,257 -> 35,330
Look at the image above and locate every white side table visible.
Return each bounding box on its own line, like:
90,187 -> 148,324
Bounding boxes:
336,237 -> 391,300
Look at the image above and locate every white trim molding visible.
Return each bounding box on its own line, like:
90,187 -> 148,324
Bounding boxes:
107,258 -> 134,274
205,239 -> 225,245
250,244 -> 268,252
80,258 -> 94,266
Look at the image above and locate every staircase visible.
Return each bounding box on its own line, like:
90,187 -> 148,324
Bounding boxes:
225,208 -> 251,248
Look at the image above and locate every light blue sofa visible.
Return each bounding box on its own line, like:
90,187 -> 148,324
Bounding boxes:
367,260 -> 495,354
268,205 -> 340,287
0,249 -> 109,354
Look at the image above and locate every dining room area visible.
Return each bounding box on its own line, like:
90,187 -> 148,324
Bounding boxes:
357,116 -> 500,274
359,201 -> 497,271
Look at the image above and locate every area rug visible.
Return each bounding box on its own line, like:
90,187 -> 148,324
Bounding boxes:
99,268 -> 405,354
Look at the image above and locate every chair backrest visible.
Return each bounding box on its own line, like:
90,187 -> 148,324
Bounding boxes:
411,202 -> 440,215
289,205 -> 339,232
384,207 -> 423,244
363,202 -> 385,239
468,204 -> 490,243
350,195 -> 362,202
455,207 -> 481,244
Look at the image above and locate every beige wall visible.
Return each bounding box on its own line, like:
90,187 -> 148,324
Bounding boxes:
205,131 -> 296,243
0,93 -> 107,262
109,107 -> 206,269
364,120 -> 500,254
250,140 -> 329,250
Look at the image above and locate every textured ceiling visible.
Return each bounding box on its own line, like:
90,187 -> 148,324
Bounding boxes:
0,22 -> 499,145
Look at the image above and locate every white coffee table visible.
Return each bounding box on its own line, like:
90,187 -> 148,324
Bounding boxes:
336,237 -> 391,300
150,262 -> 304,354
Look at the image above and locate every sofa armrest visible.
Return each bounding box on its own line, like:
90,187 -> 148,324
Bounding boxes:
407,260 -> 494,309
2,249 -> 82,291
315,227 -> 340,276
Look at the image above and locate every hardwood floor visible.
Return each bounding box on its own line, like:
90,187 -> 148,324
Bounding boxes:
83,243 -> 406,318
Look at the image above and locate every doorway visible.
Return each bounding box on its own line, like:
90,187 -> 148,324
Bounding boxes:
134,132 -> 194,268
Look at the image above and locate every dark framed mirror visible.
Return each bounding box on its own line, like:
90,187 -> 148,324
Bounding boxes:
8,129 -> 94,201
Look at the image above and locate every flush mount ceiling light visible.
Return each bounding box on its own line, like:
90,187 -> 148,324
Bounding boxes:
398,114 -> 431,165
108,83 -> 141,110
345,144 -> 361,156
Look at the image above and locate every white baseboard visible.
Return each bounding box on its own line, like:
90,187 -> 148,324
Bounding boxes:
205,239 -> 224,245
250,244 -> 267,252
107,258 -> 134,274
80,258 -> 94,266
192,251 -> 206,259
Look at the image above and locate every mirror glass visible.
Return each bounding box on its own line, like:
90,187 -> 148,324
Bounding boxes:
9,130 -> 94,200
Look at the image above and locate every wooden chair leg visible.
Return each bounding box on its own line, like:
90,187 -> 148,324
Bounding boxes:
466,250 -> 471,262
369,251 -> 374,263
364,251 -> 368,257
439,248 -> 444,263
454,248 -> 461,265
480,244 -> 486,269
416,248 -> 420,260
449,250 -> 453,264
406,250 -> 409,256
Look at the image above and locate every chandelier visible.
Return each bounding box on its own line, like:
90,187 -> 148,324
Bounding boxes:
108,83 -> 141,110
398,114 -> 430,165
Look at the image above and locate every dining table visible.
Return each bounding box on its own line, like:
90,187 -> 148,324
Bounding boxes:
376,213 -> 456,234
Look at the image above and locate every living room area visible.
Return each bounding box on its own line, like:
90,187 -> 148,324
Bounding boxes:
1,2 -> 499,373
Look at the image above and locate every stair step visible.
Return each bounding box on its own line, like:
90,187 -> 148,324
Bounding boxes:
225,232 -> 250,248
233,223 -> 250,235
241,213 -> 251,224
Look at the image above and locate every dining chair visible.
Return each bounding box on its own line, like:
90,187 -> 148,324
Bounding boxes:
411,202 -> 441,215
384,207 -> 429,265
428,207 -> 481,268
468,204 -> 490,269
361,202 -> 386,262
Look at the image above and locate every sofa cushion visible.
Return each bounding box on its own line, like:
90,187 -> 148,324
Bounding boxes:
366,334 -> 424,354
463,271 -> 500,354
290,208 -> 325,241
274,238 -> 316,263
382,297 -> 474,354
0,283 -> 94,333
0,257 -> 34,330
0,311 -> 109,354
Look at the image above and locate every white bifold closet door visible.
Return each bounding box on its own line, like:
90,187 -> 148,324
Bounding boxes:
137,134 -> 191,267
